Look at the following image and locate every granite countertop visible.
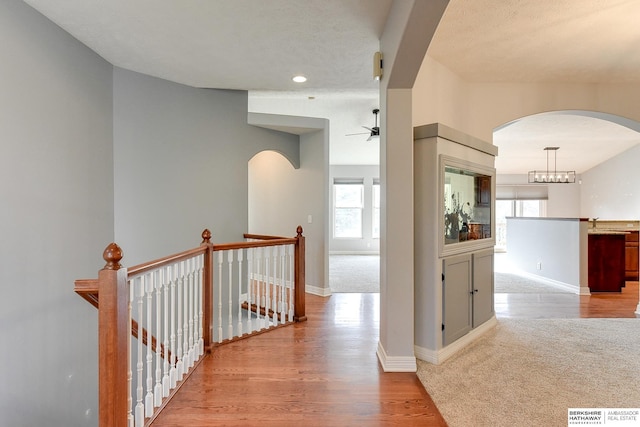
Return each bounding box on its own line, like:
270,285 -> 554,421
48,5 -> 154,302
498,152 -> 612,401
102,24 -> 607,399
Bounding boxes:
588,230 -> 630,235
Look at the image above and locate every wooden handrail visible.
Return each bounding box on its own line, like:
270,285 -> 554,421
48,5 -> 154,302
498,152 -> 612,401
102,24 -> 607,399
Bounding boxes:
127,246 -> 207,279
213,237 -> 296,252
75,279 -> 99,309
243,233 -> 286,240
75,226 -> 305,426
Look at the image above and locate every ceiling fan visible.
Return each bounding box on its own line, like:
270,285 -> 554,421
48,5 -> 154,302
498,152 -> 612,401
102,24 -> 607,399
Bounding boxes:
346,108 -> 380,141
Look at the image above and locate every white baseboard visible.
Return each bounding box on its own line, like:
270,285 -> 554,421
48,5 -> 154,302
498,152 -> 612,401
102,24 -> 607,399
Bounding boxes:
414,316 -> 498,365
516,270 -> 582,295
376,341 -> 417,372
329,251 -> 380,255
305,284 -> 332,297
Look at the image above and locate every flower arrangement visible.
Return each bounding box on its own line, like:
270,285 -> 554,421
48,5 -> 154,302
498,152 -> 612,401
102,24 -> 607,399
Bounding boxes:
445,192 -> 472,240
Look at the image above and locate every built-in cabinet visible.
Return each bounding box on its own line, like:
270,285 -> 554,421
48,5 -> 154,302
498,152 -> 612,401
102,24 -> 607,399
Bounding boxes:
442,249 -> 494,346
413,123 -> 497,361
625,231 -> 639,281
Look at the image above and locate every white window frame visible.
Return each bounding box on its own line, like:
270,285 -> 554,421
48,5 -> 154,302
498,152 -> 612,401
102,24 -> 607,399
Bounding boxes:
333,179 -> 364,239
372,179 -> 380,239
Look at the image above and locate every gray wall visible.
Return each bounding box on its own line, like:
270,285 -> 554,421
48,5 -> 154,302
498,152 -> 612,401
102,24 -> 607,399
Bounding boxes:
0,1 -> 114,426
248,127 -> 329,294
113,68 -> 300,265
506,217 -> 587,291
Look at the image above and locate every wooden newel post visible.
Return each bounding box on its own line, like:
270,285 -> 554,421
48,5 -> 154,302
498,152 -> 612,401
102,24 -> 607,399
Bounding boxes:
294,226 -> 307,322
201,229 -> 214,351
98,243 -> 129,427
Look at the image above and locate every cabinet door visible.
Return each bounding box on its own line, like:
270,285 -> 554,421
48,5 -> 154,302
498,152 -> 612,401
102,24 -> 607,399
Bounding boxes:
475,176 -> 491,207
472,249 -> 495,327
625,231 -> 639,281
443,254 -> 472,346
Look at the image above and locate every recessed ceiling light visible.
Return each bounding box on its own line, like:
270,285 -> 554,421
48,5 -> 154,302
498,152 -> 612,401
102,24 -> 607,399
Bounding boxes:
292,75 -> 307,83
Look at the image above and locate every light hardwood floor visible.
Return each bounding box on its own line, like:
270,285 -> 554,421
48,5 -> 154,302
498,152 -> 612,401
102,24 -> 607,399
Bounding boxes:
151,279 -> 638,426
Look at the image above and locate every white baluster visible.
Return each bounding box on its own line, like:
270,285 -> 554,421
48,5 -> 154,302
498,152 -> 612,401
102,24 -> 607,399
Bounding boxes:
162,267 -> 171,398
169,264 -> 178,389
227,250 -> 233,339
191,256 -> 198,359
191,257 -> 197,362
128,279 -> 134,427
237,249 -> 243,336
279,245 -> 286,323
176,261 -> 184,379
256,246 -> 263,330
154,270 -> 163,407
264,246 -> 270,329
145,273 -> 154,417
246,247 -> 253,332
270,246 -> 277,326
187,258 -> 194,369
135,276 -> 145,426
288,244 -> 294,321
181,260 -> 189,376
197,255 -> 204,356
217,251 -> 223,342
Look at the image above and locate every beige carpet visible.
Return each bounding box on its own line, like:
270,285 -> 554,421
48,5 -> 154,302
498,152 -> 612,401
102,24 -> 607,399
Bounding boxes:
417,318 -> 640,427
329,255 -> 379,293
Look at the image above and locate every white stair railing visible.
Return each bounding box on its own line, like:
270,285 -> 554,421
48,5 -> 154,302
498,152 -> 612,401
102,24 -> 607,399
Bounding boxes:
73,227 -> 306,426
210,242 -> 296,342
127,254 -> 205,426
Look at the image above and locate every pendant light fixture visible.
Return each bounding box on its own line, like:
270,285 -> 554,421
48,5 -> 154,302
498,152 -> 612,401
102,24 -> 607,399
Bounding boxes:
528,147 -> 576,183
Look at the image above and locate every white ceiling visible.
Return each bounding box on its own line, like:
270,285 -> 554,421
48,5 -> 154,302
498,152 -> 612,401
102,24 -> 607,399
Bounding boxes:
22,0 -> 392,91
494,113 -> 640,174
428,0 -> 640,84
23,0 -> 640,171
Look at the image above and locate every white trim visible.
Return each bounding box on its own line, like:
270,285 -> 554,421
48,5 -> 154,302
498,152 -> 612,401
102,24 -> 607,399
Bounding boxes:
376,341 -> 417,372
515,270 -> 584,295
305,284 -> 332,297
329,251 -> 380,255
414,316 -> 497,365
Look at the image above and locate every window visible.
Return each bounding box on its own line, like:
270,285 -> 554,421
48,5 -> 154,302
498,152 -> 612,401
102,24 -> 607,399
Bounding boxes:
372,179 -> 380,238
334,179 -> 364,238
495,199 -> 547,250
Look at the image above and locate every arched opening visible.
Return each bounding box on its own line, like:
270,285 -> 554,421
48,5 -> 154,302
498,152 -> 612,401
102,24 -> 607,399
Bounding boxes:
492,109 -> 640,299
248,150 -> 298,236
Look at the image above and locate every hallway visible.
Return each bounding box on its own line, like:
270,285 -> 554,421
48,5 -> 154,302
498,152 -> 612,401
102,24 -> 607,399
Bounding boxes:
150,293 -> 447,426
150,272 -> 638,426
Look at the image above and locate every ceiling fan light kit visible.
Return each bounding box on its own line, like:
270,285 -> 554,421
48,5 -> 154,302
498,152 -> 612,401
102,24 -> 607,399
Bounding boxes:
346,108 -> 380,141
